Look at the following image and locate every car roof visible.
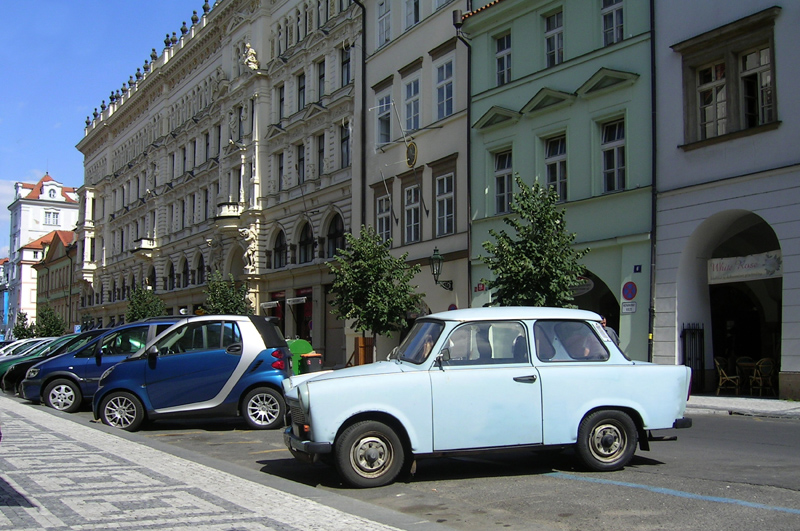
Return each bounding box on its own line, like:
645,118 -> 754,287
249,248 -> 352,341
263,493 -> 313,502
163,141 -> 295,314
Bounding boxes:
424,307 -> 602,323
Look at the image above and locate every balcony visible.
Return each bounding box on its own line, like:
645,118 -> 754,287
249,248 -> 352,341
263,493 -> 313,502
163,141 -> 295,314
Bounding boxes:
215,202 -> 242,232
130,237 -> 155,260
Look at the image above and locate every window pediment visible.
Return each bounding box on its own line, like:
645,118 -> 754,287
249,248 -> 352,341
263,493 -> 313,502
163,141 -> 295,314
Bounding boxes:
265,124 -> 286,140
473,106 -> 520,131
576,68 -> 639,98
302,102 -> 326,121
521,88 -> 576,116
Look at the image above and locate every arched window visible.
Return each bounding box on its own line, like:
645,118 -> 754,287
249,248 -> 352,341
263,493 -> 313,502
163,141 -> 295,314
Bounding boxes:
326,214 -> 345,258
196,255 -> 205,284
299,223 -> 314,263
182,260 -> 190,288
167,263 -> 175,290
274,231 -> 287,268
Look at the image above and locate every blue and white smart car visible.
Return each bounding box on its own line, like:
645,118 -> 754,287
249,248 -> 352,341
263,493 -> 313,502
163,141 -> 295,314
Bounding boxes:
93,315 -> 291,431
283,307 -> 693,488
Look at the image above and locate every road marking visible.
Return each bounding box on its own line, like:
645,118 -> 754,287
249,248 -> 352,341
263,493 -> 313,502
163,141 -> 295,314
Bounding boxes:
249,448 -> 290,455
546,472 -> 800,515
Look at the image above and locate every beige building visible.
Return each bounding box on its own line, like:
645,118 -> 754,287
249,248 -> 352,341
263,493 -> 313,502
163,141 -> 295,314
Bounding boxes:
75,0 -> 359,365
352,0 -> 471,356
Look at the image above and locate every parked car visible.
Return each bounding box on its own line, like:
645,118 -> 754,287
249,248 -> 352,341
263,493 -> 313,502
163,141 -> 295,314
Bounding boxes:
2,329 -> 107,396
0,337 -> 53,357
0,334 -> 76,379
92,315 -> 291,432
21,318 -> 181,412
283,307 -> 693,488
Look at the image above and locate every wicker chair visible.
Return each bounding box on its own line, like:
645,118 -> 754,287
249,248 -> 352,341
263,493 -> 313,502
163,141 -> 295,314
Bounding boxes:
750,358 -> 776,396
714,357 -> 739,395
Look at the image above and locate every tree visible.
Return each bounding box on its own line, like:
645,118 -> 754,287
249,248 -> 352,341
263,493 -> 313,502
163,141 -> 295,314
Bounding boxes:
126,287 -> 167,322
202,270 -> 253,315
12,312 -> 36,339
480,174 -> 589,307
329,225 -> 422,339
34,306 -> 66,337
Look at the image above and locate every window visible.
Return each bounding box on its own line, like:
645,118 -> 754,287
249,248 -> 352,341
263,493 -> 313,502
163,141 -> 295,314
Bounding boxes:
377,194 -> 392,242
44,211 -> 59,225
317,59 -> 326,99
297,144 -> 306,184
341,46 -> 351,86
405,0 -> 419,29
435,59 -> 454,120
601,120 -> 625,192
405,79 -> 420,131
602,0 -> 623,46
326,214 -> 345,258
276,152 -> 284,191
442,321 -> 528,366
494,152 -> 513,214
545,11 -> 563,67
377,93 -> 392,144
298,223 -> 314,264
404,184 -> 420,244
435,173 -> 454,236
545,136 -> 567,201
154,321 -> 241,355
48,189 -> 56,199
316,133 -> 325,176
534,320 -> 609,362
377,0 -> 391,46
297,73 -> 306,110
277,85 -> 285,120
273,231 -> 287,268
672,8 -> 778,146
340,121 -> 351,167
496,33 -> 511,86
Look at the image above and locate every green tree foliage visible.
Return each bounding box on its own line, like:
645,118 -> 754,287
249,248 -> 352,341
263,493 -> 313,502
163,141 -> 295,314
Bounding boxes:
12,312 -> 36,339
329,225 -> 422,338
480,174 -> 589,307
34,306 -> 67,337
202,270 -> 253,315
126,287 -> 167,322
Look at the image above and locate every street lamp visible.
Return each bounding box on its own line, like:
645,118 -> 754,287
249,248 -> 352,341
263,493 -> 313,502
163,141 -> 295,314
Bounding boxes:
429,247 -> 453,291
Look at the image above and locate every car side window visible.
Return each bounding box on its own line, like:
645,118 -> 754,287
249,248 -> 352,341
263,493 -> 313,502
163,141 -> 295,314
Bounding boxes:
534,320 -> 609,362
154,321 -> 240,356
442,321 -> 527,366
100,328 -> 148,356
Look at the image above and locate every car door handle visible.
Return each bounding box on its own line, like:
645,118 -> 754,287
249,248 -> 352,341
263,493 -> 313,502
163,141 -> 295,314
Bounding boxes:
513,374 -> 538,383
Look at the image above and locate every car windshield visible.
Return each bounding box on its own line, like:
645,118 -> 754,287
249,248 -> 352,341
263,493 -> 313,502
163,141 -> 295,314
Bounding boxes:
397,320 -> 444,364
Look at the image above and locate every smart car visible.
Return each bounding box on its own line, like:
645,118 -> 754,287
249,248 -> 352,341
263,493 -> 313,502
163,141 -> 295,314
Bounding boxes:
92,315 -> 291,431
283,307 -> 692,488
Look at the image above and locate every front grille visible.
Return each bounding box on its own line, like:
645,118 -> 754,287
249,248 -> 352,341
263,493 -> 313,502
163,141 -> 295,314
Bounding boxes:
289,403 -> 306,426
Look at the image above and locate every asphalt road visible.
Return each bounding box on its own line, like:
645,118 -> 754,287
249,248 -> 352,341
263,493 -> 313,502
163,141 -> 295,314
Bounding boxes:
51,404 -> 800,531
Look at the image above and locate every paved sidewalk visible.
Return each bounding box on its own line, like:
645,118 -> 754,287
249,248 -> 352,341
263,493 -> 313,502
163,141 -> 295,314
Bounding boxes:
686,394 -> 800,419
0,396 -> 450,531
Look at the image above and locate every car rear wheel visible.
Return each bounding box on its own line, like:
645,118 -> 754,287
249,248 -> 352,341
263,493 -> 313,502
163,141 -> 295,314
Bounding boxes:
100,392 -> 145,432
243,387 -> 285,430
576,410 -> 638,472
43,379 -> 83,413
335,420 -> 405,488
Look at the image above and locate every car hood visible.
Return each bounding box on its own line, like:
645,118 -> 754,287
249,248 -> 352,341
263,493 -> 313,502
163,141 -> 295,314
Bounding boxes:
283,360 -> 410,394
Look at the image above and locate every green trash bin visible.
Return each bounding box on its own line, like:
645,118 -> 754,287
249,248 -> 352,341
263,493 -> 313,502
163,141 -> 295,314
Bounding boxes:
287,339 -> 313,375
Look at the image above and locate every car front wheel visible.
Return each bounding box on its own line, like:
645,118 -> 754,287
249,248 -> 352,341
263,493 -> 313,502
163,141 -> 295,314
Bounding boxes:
43,379 -> 83,413
243,387 -> 285,430
100,392 -> 145,432
576,410 -> 638,472
335,420 -> 405,488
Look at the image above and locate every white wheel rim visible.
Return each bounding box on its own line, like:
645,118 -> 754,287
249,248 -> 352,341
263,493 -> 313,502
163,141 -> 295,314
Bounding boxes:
588,421 -> 626,463
104,396 -> 137,428
49,384 -> 76,410
350,433 -> 393,479
247,393 -> 279,426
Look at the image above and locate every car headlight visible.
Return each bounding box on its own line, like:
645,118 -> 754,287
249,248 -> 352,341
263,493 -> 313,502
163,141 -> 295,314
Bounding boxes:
100,366 -> 115,382
298,383 -> 311,417
26,367 -> 39,379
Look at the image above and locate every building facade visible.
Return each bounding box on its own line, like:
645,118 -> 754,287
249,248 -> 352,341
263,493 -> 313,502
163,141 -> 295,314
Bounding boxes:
6,174 -> 78,335
463,0 -> 654,360
654,1 -> 799,398
352,0 -> 471,357
32,231 -> 79,333
75,0 -> 359,366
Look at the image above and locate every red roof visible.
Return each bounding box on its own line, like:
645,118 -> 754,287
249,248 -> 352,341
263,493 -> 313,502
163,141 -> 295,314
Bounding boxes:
22,173 -> 77,203
21,230 -> 75,251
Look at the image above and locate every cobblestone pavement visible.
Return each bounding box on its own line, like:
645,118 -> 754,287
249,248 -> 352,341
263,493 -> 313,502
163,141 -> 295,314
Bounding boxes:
0,396 -> 445,531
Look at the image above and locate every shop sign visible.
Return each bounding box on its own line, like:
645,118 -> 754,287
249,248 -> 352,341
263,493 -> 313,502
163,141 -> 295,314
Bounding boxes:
570,276 -> 594,297
708,250 -> 782,285
621,302 -> 637,314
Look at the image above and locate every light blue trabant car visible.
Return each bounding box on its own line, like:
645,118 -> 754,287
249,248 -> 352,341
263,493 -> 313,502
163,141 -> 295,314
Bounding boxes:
283,307 -> 692,488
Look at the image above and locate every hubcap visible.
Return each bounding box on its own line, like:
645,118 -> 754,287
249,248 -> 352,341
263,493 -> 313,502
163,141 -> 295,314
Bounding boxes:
350,434 -> 393,478
247,393 -> 279,426
104,396 -> 137,428
49,385 -> 76,410
589,422 -> 625,462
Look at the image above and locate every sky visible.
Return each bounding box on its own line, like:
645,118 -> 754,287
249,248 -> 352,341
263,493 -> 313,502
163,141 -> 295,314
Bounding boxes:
0,0 -> 204,256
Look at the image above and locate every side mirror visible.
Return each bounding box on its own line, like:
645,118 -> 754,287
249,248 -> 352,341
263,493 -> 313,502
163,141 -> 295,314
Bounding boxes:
439,348 -> 451,362
147,345 -> 159,360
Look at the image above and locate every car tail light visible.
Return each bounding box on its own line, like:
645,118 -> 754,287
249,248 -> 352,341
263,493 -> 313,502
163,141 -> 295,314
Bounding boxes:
271,349 -> 285,359
271,359 -> 286,370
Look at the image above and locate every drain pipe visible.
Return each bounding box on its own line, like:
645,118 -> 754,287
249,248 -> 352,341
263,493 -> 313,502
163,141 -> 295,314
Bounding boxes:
453,7 -> 472,306
353,1 -> 368,228
648,0 -> 657,363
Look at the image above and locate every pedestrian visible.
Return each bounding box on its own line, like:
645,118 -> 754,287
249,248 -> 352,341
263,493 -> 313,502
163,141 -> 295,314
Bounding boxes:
600,315 -> 620,346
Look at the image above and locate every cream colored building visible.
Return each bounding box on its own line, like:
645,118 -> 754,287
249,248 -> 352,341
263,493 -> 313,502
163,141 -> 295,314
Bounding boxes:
75,0 -> 359,366
352,0 -> 471,357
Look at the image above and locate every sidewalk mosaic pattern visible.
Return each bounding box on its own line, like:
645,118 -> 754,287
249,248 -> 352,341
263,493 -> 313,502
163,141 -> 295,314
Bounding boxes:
0,397 -> 399,531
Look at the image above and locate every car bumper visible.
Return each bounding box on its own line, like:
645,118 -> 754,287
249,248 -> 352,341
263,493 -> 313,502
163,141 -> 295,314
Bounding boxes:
673,417 -> 692,429
283,426 -> 332,459
20,379 -> 42,401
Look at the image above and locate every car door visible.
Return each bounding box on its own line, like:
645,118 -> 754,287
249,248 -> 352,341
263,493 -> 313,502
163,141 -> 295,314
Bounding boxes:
144,320 -> 243,410
83,326 -> 149,395
429,320 -> 543,451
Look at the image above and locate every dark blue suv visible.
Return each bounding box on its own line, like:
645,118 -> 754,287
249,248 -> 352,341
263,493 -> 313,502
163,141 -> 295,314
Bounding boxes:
21,318 -> 181,412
